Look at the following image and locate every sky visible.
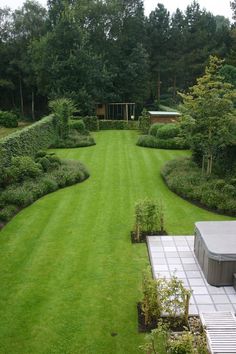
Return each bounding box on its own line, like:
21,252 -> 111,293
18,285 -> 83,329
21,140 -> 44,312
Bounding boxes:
0,0 -> 233,21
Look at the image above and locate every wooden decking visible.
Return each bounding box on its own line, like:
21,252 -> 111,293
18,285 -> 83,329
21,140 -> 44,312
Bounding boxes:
200,312 -> 236,353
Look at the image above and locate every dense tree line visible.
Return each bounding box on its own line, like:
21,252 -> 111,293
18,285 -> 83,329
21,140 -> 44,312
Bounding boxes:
0,0 -> 235,118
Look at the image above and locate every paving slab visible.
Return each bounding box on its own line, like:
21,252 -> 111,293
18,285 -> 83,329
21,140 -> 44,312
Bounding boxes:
147,235 -> 236,315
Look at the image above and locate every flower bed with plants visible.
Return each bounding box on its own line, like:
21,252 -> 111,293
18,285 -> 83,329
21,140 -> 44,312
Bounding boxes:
162,157 -> 236,216
0,151 -> 89,229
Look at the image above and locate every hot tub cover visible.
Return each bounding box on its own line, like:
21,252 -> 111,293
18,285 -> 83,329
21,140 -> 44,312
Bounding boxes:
195,221 -> 236,261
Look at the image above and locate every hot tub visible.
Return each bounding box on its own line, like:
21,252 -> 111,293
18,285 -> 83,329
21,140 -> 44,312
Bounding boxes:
194,221 -> 236,286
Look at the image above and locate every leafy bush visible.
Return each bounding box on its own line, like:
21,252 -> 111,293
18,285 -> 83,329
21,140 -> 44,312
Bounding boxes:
69,119 -> 86,134
0,205 -> 18,222
141,270 -> 190,328
0,115 -> 58,167
138,109 -> 150,134
1,156 -> 42,186
156,124 -> 180,139
168,332 -> 195,354
35,152 -> 61,172
162,157 -> 236,216
99,120 -> 138,130
81,116 -> 99,131
149,123 -> 164,136
0,111 -> 18,128
134,199 -> 165,241
1,186 -> 34,207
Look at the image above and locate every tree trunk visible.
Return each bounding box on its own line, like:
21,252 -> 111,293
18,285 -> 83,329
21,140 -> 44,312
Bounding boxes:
31,90 -> 35,121
19,76 -> 24,117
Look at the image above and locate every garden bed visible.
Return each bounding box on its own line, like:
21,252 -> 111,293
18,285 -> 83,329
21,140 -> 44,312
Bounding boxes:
162,157 -> 236,216
130,230 -> 167,243
137,302 -> 189,333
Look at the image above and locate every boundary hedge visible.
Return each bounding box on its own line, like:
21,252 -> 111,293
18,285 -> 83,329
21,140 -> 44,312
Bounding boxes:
99,120 -> 138,130
0,115 -> 57,166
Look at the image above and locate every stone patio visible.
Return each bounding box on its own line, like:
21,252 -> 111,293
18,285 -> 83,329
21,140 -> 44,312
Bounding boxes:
147,235 -> 236,315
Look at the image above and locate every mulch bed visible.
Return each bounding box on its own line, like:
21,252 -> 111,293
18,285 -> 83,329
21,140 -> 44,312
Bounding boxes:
131,230 -> 168,243
137,302 -> 189,333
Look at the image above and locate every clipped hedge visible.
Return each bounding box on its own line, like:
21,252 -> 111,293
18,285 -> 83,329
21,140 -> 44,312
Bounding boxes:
0,115 -> 57,166
137,135 -> 188,149
162,157 -> 236,216
81,116 -> 99,131
0,111 -> 18,128
99,120 -> 138,130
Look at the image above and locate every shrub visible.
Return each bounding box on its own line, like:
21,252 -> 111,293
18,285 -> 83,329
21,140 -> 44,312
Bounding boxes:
35,152 -> 61,172
40,176 -> 58,193
49,98 -> 76,139
0,205 -> 18,222
49,160 -> 89,187
0,115 -> 58,167
81,116 -> 99,131
149,123 -> 164,136
0,186 -> 34,207
1,156 -> 42,186
168,332 -> 195,354
138,109 -> 150,134
139,322 -> 169,354
69,119 -> 86,134
141,269 -> 161,326
134,199 -> 165,241
0,111 -> 18,128
141,270 -> 190,328
156,124 -> 180,139
52,131 -> 95,148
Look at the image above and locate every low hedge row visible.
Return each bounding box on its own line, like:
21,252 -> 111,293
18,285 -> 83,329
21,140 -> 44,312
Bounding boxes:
0,115 -> 57,166
73,116 -> 138,131
162,157 -> 236,216
99,120 -> 138,130
137,135 -> 188,150
81,116 -> 99,131
0,111 -> 18,128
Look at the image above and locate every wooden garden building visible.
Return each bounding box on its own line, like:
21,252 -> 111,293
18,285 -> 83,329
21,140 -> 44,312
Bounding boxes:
96,103 -> 135,121
148,111 -> 181,124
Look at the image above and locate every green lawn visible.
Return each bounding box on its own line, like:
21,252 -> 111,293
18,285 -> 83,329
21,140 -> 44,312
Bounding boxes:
0,131 -> 233,354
